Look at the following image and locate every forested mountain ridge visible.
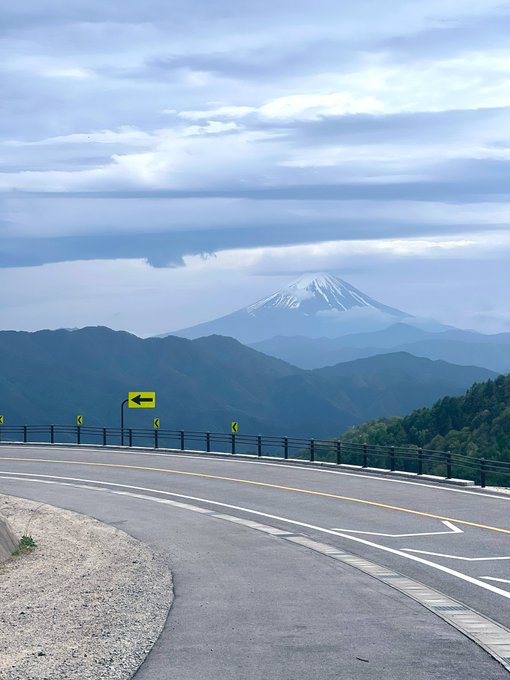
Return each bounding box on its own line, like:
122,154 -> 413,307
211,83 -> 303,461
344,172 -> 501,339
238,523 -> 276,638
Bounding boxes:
0,327 -> 496,439
343,374 -> 510,459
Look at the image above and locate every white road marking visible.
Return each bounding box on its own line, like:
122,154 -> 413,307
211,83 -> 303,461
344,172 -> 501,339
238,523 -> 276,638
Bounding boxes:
402,549 -> 510,561
2,471 -> 510,602
3,443 -> 510,501
481,577 -> 510,585
330,520 -> 463,537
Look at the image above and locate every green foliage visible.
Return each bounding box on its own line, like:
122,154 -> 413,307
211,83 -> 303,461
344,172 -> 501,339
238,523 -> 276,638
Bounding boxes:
12,535 -> 37,556
344,374 -> 510,461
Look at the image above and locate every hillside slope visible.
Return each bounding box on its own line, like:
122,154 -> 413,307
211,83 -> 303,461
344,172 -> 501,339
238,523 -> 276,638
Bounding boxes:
343,373 -> 510,459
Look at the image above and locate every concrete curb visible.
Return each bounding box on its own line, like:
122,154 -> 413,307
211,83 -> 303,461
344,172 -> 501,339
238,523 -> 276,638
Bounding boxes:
0,516 -> 17,563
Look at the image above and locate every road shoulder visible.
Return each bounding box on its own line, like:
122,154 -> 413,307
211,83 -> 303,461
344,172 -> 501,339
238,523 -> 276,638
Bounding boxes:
0,494 -> 173,680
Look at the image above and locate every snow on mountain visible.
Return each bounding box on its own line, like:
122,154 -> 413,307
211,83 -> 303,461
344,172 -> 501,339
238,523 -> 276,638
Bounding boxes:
162,272 -> 412,343
247,273 -> 407,317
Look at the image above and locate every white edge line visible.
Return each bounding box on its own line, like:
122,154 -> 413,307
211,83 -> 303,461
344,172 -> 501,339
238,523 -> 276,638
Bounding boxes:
2,471 -> 510,602
481,577 -> 510,585
402,549 -> 510,562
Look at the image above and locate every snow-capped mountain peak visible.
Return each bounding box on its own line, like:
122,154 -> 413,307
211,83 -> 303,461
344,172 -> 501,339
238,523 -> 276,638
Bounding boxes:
247,272 -> 402,316
165,272 -> 409,343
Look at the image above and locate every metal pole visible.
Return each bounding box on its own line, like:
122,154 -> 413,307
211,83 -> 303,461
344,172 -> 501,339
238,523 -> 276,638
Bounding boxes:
120,399 -> 128,446
310,439 -> 315,462
257,435 -> 262,457
128,428 -> 133,447
417,448 -> 423,475
284,437 -> 288,459
231,433 -> 236,455
480,457 -> 486,488
336,441 -> 342,466
50,425 -> 54,444
206,432 -> 211,453
23,425 -> 27,443
154,429 -> 159,449
180,431 -> 185,451
362,443 -> 368,468
77,425 -> 81,446
103,427 -> 107,446
446,451 -> 452,479
389,447 -> 395,471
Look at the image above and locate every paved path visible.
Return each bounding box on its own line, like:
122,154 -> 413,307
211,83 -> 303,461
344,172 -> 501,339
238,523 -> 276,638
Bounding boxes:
1,445 -> 510,678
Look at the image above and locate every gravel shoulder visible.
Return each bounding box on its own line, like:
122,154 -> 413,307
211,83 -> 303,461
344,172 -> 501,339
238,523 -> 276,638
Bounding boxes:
0,495 -> 173,680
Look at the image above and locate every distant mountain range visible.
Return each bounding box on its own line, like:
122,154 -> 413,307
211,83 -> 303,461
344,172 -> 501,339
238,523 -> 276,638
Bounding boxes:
0,327 -> 496,439
163,272 -> 423,343
251,322 -> 510,373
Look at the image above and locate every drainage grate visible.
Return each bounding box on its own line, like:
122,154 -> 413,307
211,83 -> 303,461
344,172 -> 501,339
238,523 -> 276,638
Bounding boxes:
433,605 -> 467,612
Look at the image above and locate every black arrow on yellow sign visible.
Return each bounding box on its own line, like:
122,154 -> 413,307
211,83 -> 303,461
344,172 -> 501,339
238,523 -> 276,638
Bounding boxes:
131,394 -> 154,406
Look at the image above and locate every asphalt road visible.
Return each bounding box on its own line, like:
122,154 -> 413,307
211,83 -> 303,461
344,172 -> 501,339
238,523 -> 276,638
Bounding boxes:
1,444 -> 510,679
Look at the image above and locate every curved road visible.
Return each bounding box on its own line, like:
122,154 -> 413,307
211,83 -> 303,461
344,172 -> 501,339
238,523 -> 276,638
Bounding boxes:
1,444 -> 510,679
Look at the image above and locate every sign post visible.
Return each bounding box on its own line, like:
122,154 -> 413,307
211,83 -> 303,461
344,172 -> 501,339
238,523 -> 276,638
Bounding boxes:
121,392 -> 156,446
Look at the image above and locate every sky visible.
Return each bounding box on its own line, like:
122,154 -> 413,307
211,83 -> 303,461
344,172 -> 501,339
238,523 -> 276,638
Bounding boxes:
2,0 -> 510,336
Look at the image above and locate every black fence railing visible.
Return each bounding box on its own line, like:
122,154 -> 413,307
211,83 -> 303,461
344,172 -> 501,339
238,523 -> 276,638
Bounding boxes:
1,424 -> 509,489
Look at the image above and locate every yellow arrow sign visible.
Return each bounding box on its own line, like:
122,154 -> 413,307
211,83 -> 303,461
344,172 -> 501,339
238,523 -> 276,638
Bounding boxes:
128,392 -> 156,409
0,415 -> 4,425
153,418 -> 161,429
76,415 -> 83,426
231,421 -> 239,433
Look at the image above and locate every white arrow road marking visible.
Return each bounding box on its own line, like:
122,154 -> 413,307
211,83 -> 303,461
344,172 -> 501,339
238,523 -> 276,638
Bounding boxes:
481,576 -> 510,584
402,549 -> 510,561
330,520 -> 463,538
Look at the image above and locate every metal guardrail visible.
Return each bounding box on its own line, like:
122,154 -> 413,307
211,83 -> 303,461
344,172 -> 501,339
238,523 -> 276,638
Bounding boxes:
0,424 -> 509,488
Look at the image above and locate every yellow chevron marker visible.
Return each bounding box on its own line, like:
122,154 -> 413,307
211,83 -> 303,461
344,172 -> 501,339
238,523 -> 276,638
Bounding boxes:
231,421 -> 239,433
0,415 -> 4,425
153,418 -> 161,429
76,415 -> 83,426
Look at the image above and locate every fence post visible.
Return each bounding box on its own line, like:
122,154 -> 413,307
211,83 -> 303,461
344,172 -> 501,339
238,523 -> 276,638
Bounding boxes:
103,427 -> 107,446
417,448 -> 423,476
257,435 -> 262,457
480,457 -> 486,488
363,443 -> 368,468
154,429 -> 159,449
128,428 -> 133,447
389,446 -> 395,471
50,425 -> 55,444
180,431 -> 185,451
336,441 -> 342,465
284,437 -> 289,459
310,439 -> 315,462
445,451 -> 452,479
206,432 -> 211,453
231,433 -> 236,455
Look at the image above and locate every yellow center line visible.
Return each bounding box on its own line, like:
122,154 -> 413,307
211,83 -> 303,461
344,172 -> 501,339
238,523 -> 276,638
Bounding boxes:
2,455 -> 510,535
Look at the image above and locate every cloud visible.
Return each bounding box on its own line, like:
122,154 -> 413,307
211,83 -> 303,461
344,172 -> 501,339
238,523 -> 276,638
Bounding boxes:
2,0 -> 510,333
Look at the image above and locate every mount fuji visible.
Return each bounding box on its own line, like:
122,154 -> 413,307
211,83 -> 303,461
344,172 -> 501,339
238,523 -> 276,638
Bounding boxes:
165,273 -> 413,344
